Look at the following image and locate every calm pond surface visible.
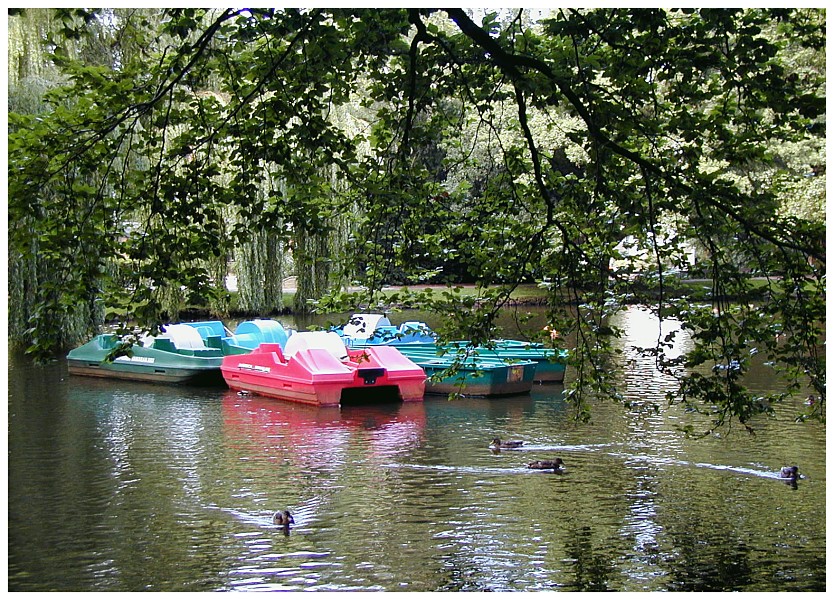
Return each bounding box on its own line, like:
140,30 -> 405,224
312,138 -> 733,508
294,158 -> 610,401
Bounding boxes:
7,306 -> 825,591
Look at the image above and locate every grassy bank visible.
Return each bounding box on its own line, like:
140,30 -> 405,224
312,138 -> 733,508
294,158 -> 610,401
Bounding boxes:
178,277 -> 781,321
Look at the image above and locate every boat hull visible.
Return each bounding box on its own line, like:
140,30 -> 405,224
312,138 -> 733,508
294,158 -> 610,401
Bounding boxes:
400,345 -> 566,384
424,364 -> 535,396
221,343 -> 426,406
67,360 -> 224,385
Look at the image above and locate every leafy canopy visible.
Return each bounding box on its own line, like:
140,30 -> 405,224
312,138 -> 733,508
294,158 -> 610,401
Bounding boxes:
8,8 -> 825,431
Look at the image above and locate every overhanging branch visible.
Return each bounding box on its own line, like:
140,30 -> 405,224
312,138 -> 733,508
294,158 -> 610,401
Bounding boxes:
442,8 -> 824,263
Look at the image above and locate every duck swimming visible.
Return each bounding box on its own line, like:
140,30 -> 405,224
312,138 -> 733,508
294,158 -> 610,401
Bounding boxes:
527,458 -> 565,472
272,510 -> 295,526
779,466 -> 799,480
490,437 -> 524,450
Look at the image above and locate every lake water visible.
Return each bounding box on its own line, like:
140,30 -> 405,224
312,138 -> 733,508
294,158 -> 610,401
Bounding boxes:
7,306 -> 826,591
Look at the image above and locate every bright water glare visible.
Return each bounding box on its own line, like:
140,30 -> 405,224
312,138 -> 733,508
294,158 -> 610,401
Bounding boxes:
7,306 -> 825,591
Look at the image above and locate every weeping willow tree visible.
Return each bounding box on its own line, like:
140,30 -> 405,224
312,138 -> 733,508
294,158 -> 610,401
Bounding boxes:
234,170 -> 286,315
292,202 -> 354,314
8,10 -> 61,343
9,8 -> 377,355
7,8 -> 120,349
292,101 -> 368,313
133,110 -> 235,321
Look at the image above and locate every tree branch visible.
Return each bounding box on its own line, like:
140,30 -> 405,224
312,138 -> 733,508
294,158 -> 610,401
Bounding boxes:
443,8 -> 824,263
402,9 -> 431,156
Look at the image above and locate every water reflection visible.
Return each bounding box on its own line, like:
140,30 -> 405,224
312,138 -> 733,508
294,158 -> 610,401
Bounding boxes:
7,306 -> 826,592
215,393 -> 434,590
222,391 -> 427,462
564,524 -> 617,591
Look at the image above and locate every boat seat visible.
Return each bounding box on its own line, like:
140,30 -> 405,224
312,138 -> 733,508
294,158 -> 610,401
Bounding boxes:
342,314 -> 392,339
368,325 -> 399,343
184,321 -> 228,340
399,321 -> 426,333
397,321 -> 435,343
233,319 -> 293,349
283,331 -> 349,361
158,324 -> 210,350
97,334 -> 120,350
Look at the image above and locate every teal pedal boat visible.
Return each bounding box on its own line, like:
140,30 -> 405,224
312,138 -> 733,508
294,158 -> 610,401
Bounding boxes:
405,350 -> 537,397
448,341 -> 568,384
337,314 -> 567,384
67,319 -> 294,385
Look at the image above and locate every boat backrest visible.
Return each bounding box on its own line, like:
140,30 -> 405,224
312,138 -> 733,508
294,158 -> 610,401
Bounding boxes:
183,321 -> 227,340
233,319 -> 293,349
283,331 -> 348,360
252,342 -> 286,362
96,334 -> 119,350
400,320 -> 429,333
342,314 -> 391,339
398,321 -> 435,342
157,323 -> 208,350
368,325 -> 399,343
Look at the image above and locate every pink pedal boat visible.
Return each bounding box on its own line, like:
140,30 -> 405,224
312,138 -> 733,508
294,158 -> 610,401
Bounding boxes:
221,331 -> 426,406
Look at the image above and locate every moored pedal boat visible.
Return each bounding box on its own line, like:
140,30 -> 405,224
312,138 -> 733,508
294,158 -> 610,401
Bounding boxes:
449,342 -> 568,383
337,313 -> 437,346
338,314 -> 567,383
67,323 -> 226,385
67,319 -> 295,385
220,331 -> 426,406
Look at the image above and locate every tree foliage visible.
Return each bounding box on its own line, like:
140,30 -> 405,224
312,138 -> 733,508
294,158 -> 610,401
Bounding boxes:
8,8 -> 825,430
